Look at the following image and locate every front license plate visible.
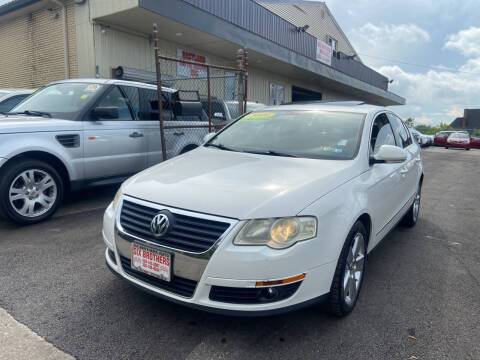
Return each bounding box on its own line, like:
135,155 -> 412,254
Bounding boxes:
131,243 -> 171,282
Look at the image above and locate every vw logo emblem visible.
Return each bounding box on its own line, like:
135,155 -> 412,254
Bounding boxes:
150,213 -> 170,238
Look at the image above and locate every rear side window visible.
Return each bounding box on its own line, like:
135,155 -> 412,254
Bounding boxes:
388,113 -> 412,148
0,95 -> 28,112
138,88 -> 173,121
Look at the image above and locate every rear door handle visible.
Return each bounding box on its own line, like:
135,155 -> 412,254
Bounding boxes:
129,132 -> 144,138
173,131 -> 184,136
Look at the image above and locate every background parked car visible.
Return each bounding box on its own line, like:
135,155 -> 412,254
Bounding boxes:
410,128 -> 431,147
0,79 -> 220,225
470,135 -> 480,149
433,130 -> 468,146
0,89 -> 35,113
446,132 -> 471,150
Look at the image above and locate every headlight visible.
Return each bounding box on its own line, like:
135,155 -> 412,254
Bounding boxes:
234,217 -> 317,249
112,188 -> 122,210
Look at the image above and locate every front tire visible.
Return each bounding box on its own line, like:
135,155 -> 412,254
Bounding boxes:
0,159 -> 64,225
328,221 -> 367,317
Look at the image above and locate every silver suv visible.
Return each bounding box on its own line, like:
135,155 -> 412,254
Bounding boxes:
0,79 -> 215,224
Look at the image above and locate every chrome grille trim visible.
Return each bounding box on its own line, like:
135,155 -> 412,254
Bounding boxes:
116,195 -> 237,255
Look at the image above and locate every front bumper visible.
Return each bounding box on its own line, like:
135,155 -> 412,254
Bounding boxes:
102,196 -> 336,314
447,141 -> 469,148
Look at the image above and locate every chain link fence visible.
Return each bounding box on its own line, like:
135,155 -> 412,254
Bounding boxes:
153,23 -> 248,160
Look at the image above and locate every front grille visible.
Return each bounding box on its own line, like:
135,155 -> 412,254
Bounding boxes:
120,256 -> 197,298
209,282 -> 301,304
119,200 -> 231,253
56,134 -> 80,148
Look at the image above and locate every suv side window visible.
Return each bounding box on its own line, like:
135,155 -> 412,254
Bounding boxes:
96,86 -> 133,121
138,88 -> 173,121
371,113 -> 396,154
388,113 -> 412,148
120,86 -> 140,119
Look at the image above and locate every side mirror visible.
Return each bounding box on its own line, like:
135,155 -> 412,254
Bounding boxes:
371,145 -> 407,164
92,106 -> 119,119
203,132 -> 216,144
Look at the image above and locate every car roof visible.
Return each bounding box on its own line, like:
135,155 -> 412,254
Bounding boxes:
257,101 -> 384,114
48,78 -> 176,92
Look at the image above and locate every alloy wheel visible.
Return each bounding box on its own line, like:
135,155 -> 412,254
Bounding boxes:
9,169 -> 58,218
412,187 -> 421,222
343,232 -> 365,306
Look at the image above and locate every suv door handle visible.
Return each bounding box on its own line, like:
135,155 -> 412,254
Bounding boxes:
129,132 -> 144,138
399,168 -> 409,175
173,131 -> 184,136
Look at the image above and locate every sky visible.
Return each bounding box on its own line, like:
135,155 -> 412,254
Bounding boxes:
1,0 -> 478,125
322,0 -> 480,126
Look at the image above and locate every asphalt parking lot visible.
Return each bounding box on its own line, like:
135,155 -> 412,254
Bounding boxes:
1,147 -> 479,360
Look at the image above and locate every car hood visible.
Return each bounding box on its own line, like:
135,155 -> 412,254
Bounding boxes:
122,147 -> 362,219
0,115 -> 80,134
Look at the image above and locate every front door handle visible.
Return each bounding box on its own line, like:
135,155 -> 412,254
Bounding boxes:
129,132 -> 144,138
399,168 -> 409,175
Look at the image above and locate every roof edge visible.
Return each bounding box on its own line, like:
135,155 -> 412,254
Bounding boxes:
0,0 -> 41,17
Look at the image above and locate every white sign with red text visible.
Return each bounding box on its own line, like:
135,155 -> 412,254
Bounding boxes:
177,48 -> 209,78
316,39 -> 332,66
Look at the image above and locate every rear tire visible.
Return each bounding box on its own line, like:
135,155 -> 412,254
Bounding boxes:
328,221 -> 367,317
0,159 -> 64,225
401,183 -> 421,228
445,146 -> 449,149
466,148 -> 470,151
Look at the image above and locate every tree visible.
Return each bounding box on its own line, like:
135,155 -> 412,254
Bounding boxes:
405,118 -> 415,128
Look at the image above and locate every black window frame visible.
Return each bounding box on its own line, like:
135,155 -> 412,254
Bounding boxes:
387,112 -> 412,148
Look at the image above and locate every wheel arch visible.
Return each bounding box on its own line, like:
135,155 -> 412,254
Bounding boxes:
1,151 -> 71,192
356,213 -> 372,249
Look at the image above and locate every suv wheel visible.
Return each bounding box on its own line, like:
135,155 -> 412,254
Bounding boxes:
0,159 -> 64,225
328,221 -> 367,317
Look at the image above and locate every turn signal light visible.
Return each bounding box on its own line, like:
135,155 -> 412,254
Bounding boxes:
255,273 -> 306,287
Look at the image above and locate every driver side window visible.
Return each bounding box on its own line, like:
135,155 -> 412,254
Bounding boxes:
371,113 -> 396,154
96,86 -> 133,121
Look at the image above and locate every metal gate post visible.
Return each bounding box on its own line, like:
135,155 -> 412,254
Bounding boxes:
236,49 -> 245,119
243,49 -> 248,114
153,23 -> 167,161
207,65 -> 213,132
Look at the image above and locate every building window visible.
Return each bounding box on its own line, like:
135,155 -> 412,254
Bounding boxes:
270,83 -> 285,105
327,36 -> 338,51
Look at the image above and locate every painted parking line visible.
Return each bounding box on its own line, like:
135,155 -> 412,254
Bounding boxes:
0,307 -> 74,360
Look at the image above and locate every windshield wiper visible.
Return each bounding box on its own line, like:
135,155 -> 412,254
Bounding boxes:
242,149 -> 299,158
3,110 -> 52,118
204,143 -> 238,152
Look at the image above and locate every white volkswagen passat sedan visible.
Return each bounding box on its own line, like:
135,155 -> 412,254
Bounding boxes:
102,102 -> 423,316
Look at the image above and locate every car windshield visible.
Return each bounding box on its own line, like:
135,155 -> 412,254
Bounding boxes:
450,133 -> 469,139
207,110 -> 365,160
10,82 -> 104,120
